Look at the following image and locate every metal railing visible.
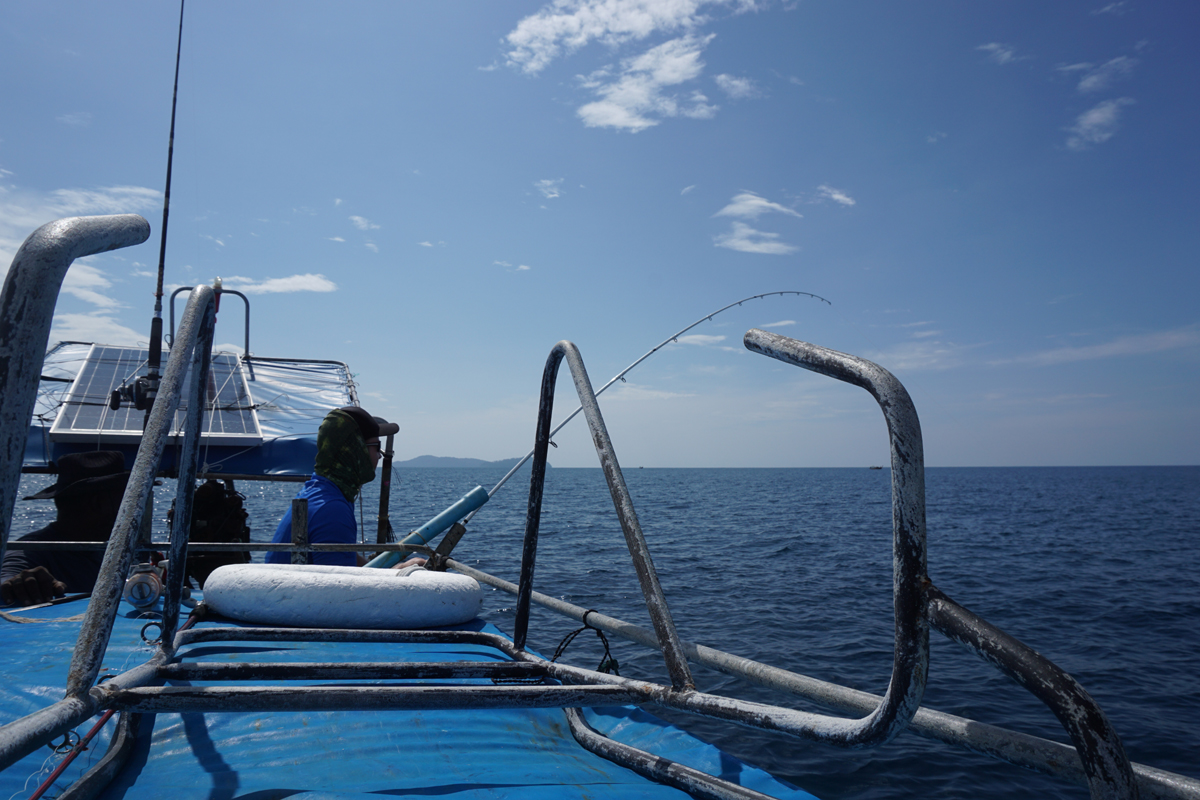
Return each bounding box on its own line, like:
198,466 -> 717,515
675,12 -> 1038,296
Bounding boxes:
1,222 -> 1196,800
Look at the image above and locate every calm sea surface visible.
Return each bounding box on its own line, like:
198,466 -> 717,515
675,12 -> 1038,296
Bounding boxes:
13,465 -> 1200,799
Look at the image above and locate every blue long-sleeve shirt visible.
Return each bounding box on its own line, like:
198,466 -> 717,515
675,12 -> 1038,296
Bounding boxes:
265,475 -> 358,567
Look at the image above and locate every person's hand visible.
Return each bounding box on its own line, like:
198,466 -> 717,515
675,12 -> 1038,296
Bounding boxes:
0,566 -> 67,606
390,557 -> 427,570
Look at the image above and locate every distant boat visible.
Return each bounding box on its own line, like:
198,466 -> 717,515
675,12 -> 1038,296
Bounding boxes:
869,465 -> 884,469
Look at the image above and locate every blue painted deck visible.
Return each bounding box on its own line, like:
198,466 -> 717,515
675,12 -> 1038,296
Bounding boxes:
1,597 -> 819,799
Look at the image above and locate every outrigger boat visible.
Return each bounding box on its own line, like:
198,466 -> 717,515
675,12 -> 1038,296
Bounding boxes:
2,216 -> 1200,800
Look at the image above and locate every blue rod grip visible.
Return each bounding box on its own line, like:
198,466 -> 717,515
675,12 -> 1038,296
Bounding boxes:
364,485 -> 489,568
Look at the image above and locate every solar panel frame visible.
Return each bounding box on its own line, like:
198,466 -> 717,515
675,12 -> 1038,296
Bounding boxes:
48,345 -> 263,447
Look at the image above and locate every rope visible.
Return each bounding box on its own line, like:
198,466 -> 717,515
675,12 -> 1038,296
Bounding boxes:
551,612 -> 621,676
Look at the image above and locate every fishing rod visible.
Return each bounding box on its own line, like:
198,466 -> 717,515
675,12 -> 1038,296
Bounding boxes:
367,291 -> 830,568
142,0 -> 186,423
464,290 -> 830,522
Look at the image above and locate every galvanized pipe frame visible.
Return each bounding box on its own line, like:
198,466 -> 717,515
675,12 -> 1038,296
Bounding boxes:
448,559 -> 1200,800
743,329 -> 929,748
515,340 -> 695,691
926,585 -> 1139,800
0,215 -> 151,565
0,284 -> 217,773
743,330 -> 1143,800
563,707 -> 781,800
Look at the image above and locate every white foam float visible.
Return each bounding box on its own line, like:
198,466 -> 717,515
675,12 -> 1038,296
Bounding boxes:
202,563 -> 483,629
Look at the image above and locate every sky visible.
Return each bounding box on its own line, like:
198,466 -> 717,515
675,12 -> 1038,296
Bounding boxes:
1,1 -> 1196,468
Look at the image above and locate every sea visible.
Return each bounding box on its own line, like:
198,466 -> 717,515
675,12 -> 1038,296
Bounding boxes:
11,465 -> 1200,800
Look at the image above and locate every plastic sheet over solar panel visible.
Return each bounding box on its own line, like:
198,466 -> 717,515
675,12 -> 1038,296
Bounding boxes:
49,345 -> 262,446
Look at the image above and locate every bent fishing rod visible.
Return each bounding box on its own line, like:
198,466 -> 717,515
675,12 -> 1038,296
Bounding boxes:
463,290 -> 830,524
370,291 -> 830,566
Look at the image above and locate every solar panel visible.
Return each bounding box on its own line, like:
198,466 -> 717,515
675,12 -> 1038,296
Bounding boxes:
49,345 -> 263,447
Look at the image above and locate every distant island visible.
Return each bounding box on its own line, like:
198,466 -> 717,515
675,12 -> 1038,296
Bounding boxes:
392,455 -> 548,469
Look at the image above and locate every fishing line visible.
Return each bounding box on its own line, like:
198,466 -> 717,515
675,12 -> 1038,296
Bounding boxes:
464,290 -> 830,524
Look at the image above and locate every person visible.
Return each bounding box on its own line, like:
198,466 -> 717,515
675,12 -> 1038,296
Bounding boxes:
1,451 -> 129,606
266,406 -> 421,569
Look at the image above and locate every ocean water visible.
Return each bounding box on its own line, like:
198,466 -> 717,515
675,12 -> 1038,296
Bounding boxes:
11,465 -> 1200,799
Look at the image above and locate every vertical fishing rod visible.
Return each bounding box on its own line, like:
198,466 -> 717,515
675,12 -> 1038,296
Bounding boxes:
462,290 -> 830,524
144,0 -> 186,425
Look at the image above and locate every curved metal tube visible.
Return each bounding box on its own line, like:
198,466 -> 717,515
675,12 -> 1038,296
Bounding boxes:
744,328 -> 929,746
0,215 -> 150,563
514,340 -> 695,691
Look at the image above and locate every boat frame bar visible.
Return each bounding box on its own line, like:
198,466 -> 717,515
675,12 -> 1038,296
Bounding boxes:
2,216 -> 1196,800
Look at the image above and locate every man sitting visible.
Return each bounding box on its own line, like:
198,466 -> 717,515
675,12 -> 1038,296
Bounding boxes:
267,405 -> 420,569
1,451 -> 128,606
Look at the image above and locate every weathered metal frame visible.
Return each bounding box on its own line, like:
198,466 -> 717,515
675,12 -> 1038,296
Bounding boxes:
0,277 -> 217,771
0,215 -> 150,565
1,226 -> 1191,800
743,329 -> 1143,800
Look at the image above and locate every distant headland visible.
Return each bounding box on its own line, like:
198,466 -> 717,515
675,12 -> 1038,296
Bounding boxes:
392,455 -> 547,469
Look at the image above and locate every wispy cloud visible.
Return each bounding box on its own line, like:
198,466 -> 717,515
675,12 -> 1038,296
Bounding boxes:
364,242 -> 379,253
926,131 -> 948,144
0,183 -> 161,289
865,339 -> 972,371
56,112 -> 93,127
760,319 -> 795,328
715,192 -> 801,219
816,185 -> 856,206
60,263 -> 122,309
976,42 -> 1022,65
1061,56 -> 1137,93
714,222 -> 796,255
49,313 -> 147,347
504,0 -> 741,75
516,264 -> 531,271
1090,2 -> 1129,15
713,192 -> 800,254
535,178 -> 563,198
577,35 -> 718,131
994,327 -> 1200,367
1066,97 -> 1134,150
675,334 -> 726,346
328,236 -> 345,242
714,74 -> 759,99
418,241 -> 433,247
493,260 -> 511,267
349,215 -> 380,230
221,274 -> 337,294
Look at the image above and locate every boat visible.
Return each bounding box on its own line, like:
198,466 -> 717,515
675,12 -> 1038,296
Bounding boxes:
2,216 -> 1199,800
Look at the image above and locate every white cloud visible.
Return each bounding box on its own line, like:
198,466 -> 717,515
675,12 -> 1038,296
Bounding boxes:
349,215 -> 380,230
365,242 -> 379,253
1070,56 -> 1137,93
674,334 -> 726,346
926,131 -> 948,144
56,112 -> 92,127
49,313 -> 146,347
328,236 -> 345,242
504,0 -> 744,75
334,198 -> 343,206
760,319 -> 795,328
535,178 -> 563,198
995,327 -> 1200,367
494,260 -> 511,267
221,274 -> 338,294
817,185 -> 856,206
681,184 -> 696,195
0,183 -> 161,290
516,265 -> 531,271
418,241 -> 433,247
977,43 -> 1019,65
61,262 -> 121,309
577,35 -> 718,131
865,339 -> 971,371
605,382 -> 694,402
714,74 -> 759,99
1091,2 -> 1129,15
714,191 -> 801,219
714,221 -> 796,254
1066,98 -> 1134,150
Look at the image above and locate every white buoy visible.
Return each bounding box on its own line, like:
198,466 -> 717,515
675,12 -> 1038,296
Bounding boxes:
202,563 -> 483,629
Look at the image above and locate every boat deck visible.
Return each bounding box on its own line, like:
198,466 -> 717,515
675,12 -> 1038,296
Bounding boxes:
0,597 -> 818,799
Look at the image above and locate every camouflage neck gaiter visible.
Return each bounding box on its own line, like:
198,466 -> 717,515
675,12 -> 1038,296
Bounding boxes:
313,409 -> 375,502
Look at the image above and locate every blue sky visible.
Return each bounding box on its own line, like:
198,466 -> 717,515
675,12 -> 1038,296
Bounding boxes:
1,1 -> 1196,467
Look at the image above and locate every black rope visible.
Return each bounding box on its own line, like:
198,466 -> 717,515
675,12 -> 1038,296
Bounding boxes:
551,611 -> 620,676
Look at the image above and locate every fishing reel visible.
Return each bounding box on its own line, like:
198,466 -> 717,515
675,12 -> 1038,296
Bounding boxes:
109,375 -> 157,411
